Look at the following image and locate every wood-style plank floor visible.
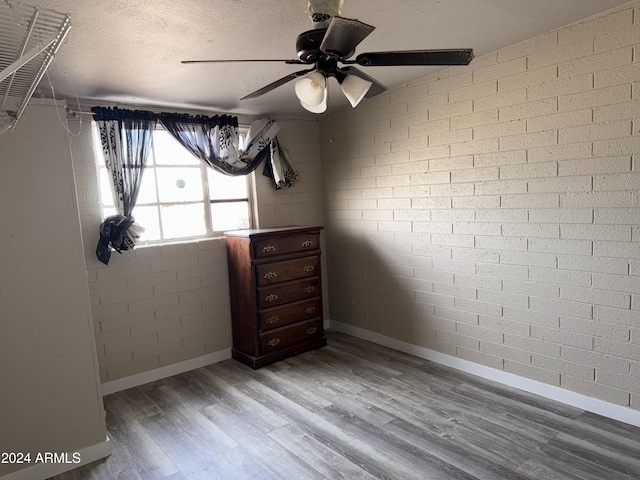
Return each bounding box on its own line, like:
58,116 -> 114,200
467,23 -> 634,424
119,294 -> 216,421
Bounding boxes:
51,331 -> 640,480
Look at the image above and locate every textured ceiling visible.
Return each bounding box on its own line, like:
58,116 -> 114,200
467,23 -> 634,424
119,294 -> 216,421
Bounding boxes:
19,0 -> 633,118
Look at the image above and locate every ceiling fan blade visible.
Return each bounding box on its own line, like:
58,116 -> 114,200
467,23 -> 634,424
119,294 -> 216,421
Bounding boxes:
337,66 -> 387,98
320,16 -> 375,58
182,59 -> 306,65
353,49 -> 474,67
240,68 -> 316,100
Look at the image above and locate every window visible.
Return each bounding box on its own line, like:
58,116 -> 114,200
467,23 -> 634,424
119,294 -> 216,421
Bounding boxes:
95,126 -> 254,243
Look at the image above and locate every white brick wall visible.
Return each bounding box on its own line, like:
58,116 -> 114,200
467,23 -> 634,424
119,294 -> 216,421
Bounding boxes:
70,116 -> 323,382
320,1 -> 640,411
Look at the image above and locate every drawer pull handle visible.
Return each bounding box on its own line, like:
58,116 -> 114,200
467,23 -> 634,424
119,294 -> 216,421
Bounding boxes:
301,240 -> 313,247
266,316 -> 279,324
305,307 -> 316,315
303,286 -> 316,294
263,245 -> 276,253
267,338 -> 281,347
306,327 -> 317,335
302,265 -> 315,273
265,294 -> 279,302
264,272 -> 278,280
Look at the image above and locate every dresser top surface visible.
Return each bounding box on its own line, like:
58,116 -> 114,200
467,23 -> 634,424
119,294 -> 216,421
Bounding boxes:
224,225 -> 323,239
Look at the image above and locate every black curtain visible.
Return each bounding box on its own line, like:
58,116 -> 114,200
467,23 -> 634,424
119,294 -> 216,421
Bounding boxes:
91,109 -> 299,265
92,107 -> 156,264
158,113 -> 268,176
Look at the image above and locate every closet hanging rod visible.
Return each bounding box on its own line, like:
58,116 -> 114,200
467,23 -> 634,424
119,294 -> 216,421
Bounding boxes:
67,109 -> 95,116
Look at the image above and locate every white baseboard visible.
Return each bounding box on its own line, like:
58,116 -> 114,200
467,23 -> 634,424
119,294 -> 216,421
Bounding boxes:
101,348 -> 232,395
97,322 -> 640,427
1,437 -> 111,480
330,321 -> 640,428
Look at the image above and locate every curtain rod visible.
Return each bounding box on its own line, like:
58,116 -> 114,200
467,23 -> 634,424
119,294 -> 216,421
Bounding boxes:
66,108 -> 318,124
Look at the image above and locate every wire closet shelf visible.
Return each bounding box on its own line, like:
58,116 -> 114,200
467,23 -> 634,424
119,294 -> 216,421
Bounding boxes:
0,0 -> 70,135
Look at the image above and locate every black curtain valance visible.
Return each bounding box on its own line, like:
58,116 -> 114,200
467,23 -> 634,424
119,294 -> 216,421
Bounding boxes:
91,106 -> 157,122
91,107 -> 237,126
157,112 -> 238,128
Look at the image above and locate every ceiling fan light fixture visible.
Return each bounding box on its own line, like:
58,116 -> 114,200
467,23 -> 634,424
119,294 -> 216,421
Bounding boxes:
300,87 -> 328,113
295,72 -> 326,106
341,74 -> 372,108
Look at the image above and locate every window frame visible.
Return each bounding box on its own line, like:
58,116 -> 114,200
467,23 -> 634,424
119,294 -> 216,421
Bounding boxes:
94,123 -> 256,245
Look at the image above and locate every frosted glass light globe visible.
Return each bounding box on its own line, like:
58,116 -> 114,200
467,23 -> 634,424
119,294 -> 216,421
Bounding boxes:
295,72 -> 327,106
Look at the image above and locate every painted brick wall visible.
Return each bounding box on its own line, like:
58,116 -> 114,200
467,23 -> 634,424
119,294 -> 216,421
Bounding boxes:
320,2 -> 640,410
254,120 -> 325,228
70,116 -> 322,382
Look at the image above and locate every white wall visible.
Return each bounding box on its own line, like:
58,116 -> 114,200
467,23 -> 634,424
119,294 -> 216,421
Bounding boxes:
0,101 -> 108,478
320,2 -> 640,412
70,115 -> 324,383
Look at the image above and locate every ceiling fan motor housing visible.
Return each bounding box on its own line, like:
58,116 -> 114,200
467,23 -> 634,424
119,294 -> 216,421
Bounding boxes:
296,29 -> 329,62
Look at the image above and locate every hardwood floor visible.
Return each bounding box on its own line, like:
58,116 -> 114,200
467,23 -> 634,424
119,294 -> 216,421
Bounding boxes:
51,331 -> 640,480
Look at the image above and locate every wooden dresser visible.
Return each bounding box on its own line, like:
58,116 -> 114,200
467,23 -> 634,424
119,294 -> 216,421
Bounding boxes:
224,226 -> 326,368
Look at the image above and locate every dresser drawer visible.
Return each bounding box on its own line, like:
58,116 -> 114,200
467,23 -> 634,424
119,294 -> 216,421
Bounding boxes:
257,278 -> 321,309
256,256 -> 319,286
261,318 -> 324,353
253,233 -> 319,259
258,298 -> 322,331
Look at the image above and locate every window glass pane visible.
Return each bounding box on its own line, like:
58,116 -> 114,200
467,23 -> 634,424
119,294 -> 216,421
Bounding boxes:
156,167 -> 204,203
132,206 -> 161,241
154,130 -> 200,166
135,169 -> 158,205
161,204 -> 207,239
102,206 -> 117,219
210,201 -> 250,232
100,168 -> 158,207
207,168 -> 248,200
99,168 -> 115,207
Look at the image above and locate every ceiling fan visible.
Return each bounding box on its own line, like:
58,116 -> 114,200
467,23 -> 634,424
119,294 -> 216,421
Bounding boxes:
182,4 -> 474,113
